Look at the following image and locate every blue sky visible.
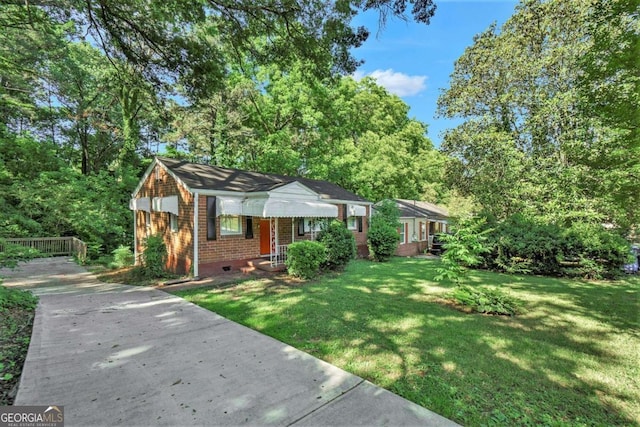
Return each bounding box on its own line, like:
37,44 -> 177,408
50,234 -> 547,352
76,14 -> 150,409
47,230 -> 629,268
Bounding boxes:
352,0 -> 519,146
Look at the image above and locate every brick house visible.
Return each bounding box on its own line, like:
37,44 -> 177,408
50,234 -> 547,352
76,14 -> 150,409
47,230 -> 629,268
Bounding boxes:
374,199 -> 449,257
129,157 -> 372,276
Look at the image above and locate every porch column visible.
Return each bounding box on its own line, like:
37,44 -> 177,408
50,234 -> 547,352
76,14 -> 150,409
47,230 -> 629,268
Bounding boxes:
270,217 -> 279,266
133,210 -> 137,264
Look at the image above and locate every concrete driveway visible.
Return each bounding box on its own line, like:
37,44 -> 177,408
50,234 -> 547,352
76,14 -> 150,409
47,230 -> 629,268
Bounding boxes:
2,258 -> 457,427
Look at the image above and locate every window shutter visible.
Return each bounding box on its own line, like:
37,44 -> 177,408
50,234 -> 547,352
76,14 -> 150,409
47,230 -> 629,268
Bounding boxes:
207,196 -> 216,240
358,216 -> 363,232
297,218 -> 305,236
245,217 -> 253,239
343,205 -> 348,226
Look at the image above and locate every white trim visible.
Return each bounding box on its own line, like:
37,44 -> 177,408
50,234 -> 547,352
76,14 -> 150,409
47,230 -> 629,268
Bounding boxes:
322,198 -> 373,205
131,161 -> 157,198
169,213 -> 178,232
194,193 -> 199,277
156,159 -> 192,194
190,189 -> 275,197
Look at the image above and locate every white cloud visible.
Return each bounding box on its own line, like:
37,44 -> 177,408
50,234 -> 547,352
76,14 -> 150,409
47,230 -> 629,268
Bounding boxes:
353,69 -> 427,97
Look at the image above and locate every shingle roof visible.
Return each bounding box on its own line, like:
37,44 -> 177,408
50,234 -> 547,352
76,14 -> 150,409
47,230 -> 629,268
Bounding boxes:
158,157 -> 370,203
396,199 -> 448,219
374,199 -> 448,219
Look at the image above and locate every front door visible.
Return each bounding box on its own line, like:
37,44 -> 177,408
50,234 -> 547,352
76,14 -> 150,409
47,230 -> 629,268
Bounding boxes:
259,219 -> 271,255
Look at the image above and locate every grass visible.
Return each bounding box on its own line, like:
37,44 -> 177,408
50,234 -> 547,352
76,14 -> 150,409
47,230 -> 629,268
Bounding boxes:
174,258 -> 640,426
0,285 -> 38,405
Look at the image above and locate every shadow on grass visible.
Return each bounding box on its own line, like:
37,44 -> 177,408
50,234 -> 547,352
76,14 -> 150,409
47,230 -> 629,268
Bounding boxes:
175,258 -> 640,426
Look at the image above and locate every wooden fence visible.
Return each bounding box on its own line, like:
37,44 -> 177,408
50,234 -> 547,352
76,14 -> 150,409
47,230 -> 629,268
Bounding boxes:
0,237 -> 87,261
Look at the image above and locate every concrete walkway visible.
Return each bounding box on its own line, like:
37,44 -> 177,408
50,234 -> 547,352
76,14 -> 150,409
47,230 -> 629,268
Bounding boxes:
2,258 -> 458,427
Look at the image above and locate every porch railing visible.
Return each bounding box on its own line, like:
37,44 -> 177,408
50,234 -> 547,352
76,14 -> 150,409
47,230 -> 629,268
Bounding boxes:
0,237 -> 87,261
270,244 -> 288,267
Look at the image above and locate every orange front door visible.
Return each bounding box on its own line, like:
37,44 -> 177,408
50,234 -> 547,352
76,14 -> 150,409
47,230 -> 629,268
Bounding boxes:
260,219 -> 271,255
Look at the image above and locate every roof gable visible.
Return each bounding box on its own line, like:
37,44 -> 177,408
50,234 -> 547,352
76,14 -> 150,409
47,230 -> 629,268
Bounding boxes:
268,181 -> 319,200
148,157 -> 370,203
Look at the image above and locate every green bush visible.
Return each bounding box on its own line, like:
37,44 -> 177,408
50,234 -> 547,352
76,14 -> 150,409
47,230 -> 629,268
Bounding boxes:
0,240 -> 40,269
450,285 -> 524,316
368,199 -> 401,262
316,220 -> 356,270
367,224 -> 400,262
139,234 -> 167,279
111,245 -> 134,269
435,217 -> 490,284
483,215 -> 630,279
286,240 -> 327,279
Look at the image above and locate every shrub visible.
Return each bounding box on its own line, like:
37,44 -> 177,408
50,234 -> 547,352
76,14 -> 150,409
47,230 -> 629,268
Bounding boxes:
286,241 -> 327,279
0,286 -> 38,312
368,199 -> 401,262
483,214 -> 631,279
111,245 -> 134,269
450,285 -> 524,316
435,217 -> 490,284
139,234 -> 167,279
316,220 -> 356,270
0,240 -> 40,269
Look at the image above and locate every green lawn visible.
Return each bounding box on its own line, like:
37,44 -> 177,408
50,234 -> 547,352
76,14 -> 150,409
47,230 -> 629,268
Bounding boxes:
175,258 -> 640,426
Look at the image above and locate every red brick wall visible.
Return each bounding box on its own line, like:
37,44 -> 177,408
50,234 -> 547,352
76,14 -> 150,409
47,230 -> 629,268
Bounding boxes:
134,164 -> 194,274
197,196 -> 261,275
395,241 -> 428,257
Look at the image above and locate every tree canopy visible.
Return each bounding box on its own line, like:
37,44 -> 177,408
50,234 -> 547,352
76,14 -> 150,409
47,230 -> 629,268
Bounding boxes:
0,0 -> 444,256
437,0 -> 639,233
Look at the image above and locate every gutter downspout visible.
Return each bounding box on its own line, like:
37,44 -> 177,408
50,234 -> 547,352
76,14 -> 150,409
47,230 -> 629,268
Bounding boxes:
193,192 -> 199,277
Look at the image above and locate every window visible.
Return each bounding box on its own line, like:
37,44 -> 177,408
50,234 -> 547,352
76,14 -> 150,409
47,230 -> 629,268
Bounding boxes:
398,223 -> 406,244
245,217 -> 253,239
420,222 -> 426,241
346,217 -> 357,230
207,196 -> 216,240
169,213 -> 178,232
220,215 -> 242,235
303,218 -> 326,233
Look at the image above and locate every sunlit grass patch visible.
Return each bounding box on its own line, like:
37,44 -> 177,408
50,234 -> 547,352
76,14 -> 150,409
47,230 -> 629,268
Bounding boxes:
175,258 -> 640,426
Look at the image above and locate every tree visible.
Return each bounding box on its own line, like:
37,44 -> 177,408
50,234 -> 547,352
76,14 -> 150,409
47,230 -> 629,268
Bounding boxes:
437,0 -> 637,230
8,0 -> 435,99
578,0 -> 640,231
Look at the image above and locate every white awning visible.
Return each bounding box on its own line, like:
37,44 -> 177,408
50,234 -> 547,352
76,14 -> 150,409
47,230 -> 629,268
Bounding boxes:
264,200 -> 338,218
240,198 -> 338,218
152,195 -> 179,215
242,198 -> 267,217
129,197 -> 150,212
348,204 -> 367,217
216,196 -> 243,216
